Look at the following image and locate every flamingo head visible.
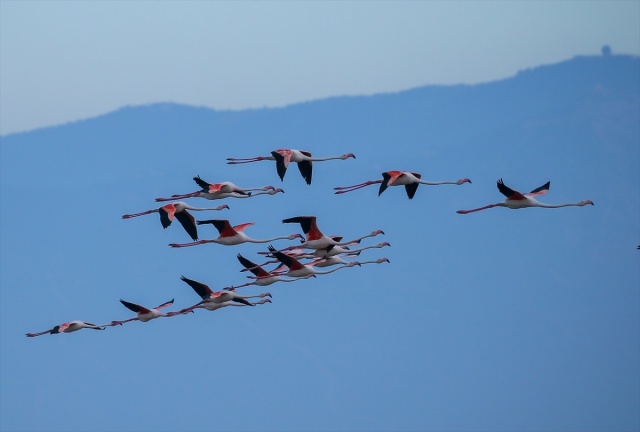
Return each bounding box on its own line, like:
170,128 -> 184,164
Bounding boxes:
289,233 -> 304,240
260,292 -> 273,298
342,153 -> 356,159
216,204 -> 230,210
377,258 -> 391,264
258,298 -> 272,305
373,230 -> 385,236
581,200 -> 594,206
271,188 -> 285,194
379,242 -> 391,247
458,178 -> 472,184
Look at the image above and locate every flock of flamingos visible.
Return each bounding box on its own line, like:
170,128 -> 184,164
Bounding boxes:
26,148 -> 595,337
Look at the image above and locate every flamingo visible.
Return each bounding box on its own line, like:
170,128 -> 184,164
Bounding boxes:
227,253 -> 316,288
122,201 -> 229,240
304,254 -> 391,268
280,215 -> 384,251
111,299 -> 175,325
169,220 -> 303,248
168,298 -> 272,315
334,170 -> 471,199
155,176 -> 283,202
227,148 -> 356,185
456,179 -> 594,214
26,321 -> 105,337
177,275 -> 271,307
253,242 -> 391,268
265,245 -> 361,278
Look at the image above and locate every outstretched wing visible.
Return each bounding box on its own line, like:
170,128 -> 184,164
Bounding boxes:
297,153 -> 313,185
282,216 -> 322,240
526,181 -> 551,197
154,299 -> 174,310
120,299 -> 149,314
271,150 -> 290,181
237,253 -> 270,278
193,176 -> 212,191
404,183 -> 419,199
197,219 -> 235,236
158,204 -> 176,228
267,245 -> 305,270
180,276 -> 214,300
174,210 -> 198,240
497,179 -> 525,200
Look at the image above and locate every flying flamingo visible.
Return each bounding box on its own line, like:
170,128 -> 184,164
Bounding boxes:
122,201 -> 229,240
253,242 -> 391,268
155,176 -> 283,202
456,179 -> 594,214
227,253 -> 316,289
169,220 -> 302,248
26,321 -> 105,337
302,254 -> 391,268
265,245 -> 361,278
168,298 -> 272,315
334,170 -> 471,199
111,299 -> 176,326
280,215 -> 384,251
177,275 -> 271,307
227,148 -> 356,185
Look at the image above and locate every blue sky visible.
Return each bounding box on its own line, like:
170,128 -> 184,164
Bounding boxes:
1,2 -> 639,432
1,0 -> 639,135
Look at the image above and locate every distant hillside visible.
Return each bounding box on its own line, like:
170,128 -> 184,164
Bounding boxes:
1,53 -> 638,193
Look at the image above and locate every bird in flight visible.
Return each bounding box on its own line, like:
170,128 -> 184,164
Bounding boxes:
334,170 -> 471,199
227,148 -> 355,185
169,219 -> 303,248
155,176 -> 283,201
111,299 -> 176,326
122,201 -> 229,240
456,179 -> 594,214
26,321 -> 106,337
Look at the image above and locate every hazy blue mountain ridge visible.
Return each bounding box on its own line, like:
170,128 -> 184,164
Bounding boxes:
2,54 -> 637,193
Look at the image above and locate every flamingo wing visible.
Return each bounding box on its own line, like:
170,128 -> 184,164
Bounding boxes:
271,150 -> 291,181
232,296 -> 253,306
282,216 -> 314,234
174,210 -> 198,240
297,152 -> 313,185
404,183 -> 419,199
193,176 -> 212,191
526,181 -> 551,197
497,179 -> 525,200
154,299 -> 174,310
120,300 -> 150,314
282,216 -> 322,240
197,219 -> 236,237
232,222 -> 255,233
268,245 -> 305,270
207,183 -> 224,193
237,254 -> 270,278
379,172 -> 392,196
180,276 -> 214,299
159,205 -> 176,228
